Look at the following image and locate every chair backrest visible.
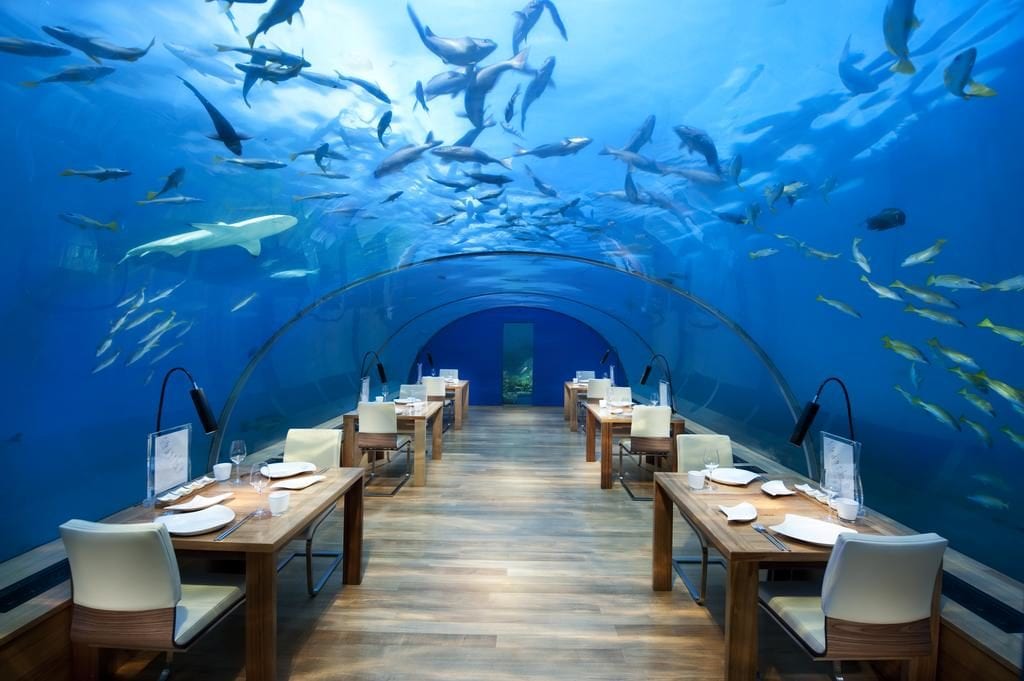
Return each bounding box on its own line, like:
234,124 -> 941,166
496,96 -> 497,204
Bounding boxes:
439,368 -> 459,380
284,428 -> 342,469
60,519 -> 181,611
676,433 -> 733,471
575,370 -> 596,382
422,376 -> 446,398
586,378 -> 611,400
630,405 -> 671,437
358,401 -> 397,434
822,533 -> 947,625
608,386 -> 632,404
399,384 -> 427,402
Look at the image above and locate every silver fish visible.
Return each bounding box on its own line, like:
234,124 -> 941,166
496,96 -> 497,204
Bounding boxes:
92,351 -> 120,374
124,308 -> 163,330
231,292 -> 258,312
851,237 -> 870,273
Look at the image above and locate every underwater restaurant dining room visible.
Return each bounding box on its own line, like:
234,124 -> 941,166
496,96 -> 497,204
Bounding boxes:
1,0 -> 1023,679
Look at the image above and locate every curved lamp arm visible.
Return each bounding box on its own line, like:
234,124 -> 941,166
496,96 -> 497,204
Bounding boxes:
156,367 -> 218,434
639,353 -> 675,412
789,376 -> 855,447
359,350 -> 388,383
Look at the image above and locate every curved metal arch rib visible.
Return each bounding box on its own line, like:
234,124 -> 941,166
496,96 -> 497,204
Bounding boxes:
208,250 -> 814,476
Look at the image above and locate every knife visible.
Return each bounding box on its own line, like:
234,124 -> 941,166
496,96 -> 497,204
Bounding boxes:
215,510 -> 257,541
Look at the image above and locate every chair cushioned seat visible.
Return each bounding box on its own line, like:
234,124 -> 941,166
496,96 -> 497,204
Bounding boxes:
759,582 -> 826,655
174,583 -> 244,646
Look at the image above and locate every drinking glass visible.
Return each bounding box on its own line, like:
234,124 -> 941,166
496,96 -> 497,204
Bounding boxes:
702,449 -> 720,490
822,475 -> 842,521
229,440 -> 247,485
650,393 -> 659,406
250,464 -> 269,518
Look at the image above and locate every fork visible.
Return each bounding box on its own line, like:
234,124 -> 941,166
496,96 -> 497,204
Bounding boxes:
752,523 -> 790,552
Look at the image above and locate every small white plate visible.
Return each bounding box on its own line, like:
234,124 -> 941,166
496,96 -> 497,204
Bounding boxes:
394,397 -> 417,404
609,408 -> 624,415
770,514 -> 858,546
719,502 -> 757,522
270,474 -> 326,490
155,505 -> 235,536
165,492 -> 234,512
609,400 -> 631,407
261,461 -> 317,478
709,467 -> 761,486
761,480 -> 796,497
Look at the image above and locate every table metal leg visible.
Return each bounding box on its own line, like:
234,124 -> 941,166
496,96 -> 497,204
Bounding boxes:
585,408 -> 596,462
431,409 -> 443,460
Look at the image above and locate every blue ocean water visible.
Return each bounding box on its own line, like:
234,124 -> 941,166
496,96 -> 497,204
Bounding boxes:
0,1 -> 1021,582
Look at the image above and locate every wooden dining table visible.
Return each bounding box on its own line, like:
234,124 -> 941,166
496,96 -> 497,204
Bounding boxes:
583,403 -> 686,489
341,401 -> 443,487
444,379 -> 470,430
562,381 -> 587,432
100,468 -> 364,681
651,472 -> 919,681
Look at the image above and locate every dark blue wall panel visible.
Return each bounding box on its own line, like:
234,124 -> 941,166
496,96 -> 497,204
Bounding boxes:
409,307 -> 623,406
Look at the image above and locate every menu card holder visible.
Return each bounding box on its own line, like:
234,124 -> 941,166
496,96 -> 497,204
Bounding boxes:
146,423 -> 191,507
360,376 -> 370,403
609,365 -> 616,386
416,362 -> 423,383
821,431 -> 864,519
659,380 -> 669,408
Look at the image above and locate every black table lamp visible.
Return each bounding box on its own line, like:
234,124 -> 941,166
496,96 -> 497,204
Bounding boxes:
599,348 -> 612,365
156,367 -> 218,434
789,376 -> 855,446
639,353 -> 675,411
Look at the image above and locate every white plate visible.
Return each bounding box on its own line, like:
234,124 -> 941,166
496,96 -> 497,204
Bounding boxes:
608,408 -> 624,415
165,492 -> 234,512
261,461 -> 317,478
761,480 -> 796,497
609,400 -> 631,407
709,467 -> 761,486
394,397 -> 418,404
155,505 -> 235,536
769,514 -> 858,546
719,502 -> 757,522
270,474 -> 326,490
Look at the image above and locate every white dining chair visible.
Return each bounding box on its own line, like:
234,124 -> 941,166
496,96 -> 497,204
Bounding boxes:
357,401 -> 411,496
578,378 -> 612,428
60,519 -> 244,680
759,532 -> 947,680
439,368 -> 459,380
617,405 -> 672,501
277,428 -> 344,596
674,433 -> 735,605
423,375 -> 454,431
575,370 -> 596,382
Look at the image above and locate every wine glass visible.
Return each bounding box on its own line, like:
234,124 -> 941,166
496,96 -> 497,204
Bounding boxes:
229,440 -> 247,485
702,448 -> 720,490
822,475 -> 842,521
250,464 -> 268,518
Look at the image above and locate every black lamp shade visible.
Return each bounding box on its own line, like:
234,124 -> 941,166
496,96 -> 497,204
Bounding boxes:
639,364 -> 653,385
789,400 -> 820,446
189,387 -> 219,434
600,348 -> 611,364
376,362 -> 388,384
426,352 -> 434,367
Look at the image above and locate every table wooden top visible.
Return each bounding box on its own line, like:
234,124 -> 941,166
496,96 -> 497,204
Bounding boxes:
564,381 -> 588,390
343,401 -> 442,421
655,472 -> 908,563
583,402 -> 685,425
108,468 -> 363,554
444,379 -> 468,389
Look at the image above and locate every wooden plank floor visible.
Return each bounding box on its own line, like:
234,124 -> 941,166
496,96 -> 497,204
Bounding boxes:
126,407 -> 875,680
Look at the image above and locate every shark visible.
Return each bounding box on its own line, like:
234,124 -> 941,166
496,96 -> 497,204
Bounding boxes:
119,214 -> 297,263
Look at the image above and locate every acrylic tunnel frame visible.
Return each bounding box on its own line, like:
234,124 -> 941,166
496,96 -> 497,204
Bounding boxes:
207,251 -> 814,476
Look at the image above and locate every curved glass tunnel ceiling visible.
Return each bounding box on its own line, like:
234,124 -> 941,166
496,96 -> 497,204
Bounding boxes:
1,0 -> 1022,591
